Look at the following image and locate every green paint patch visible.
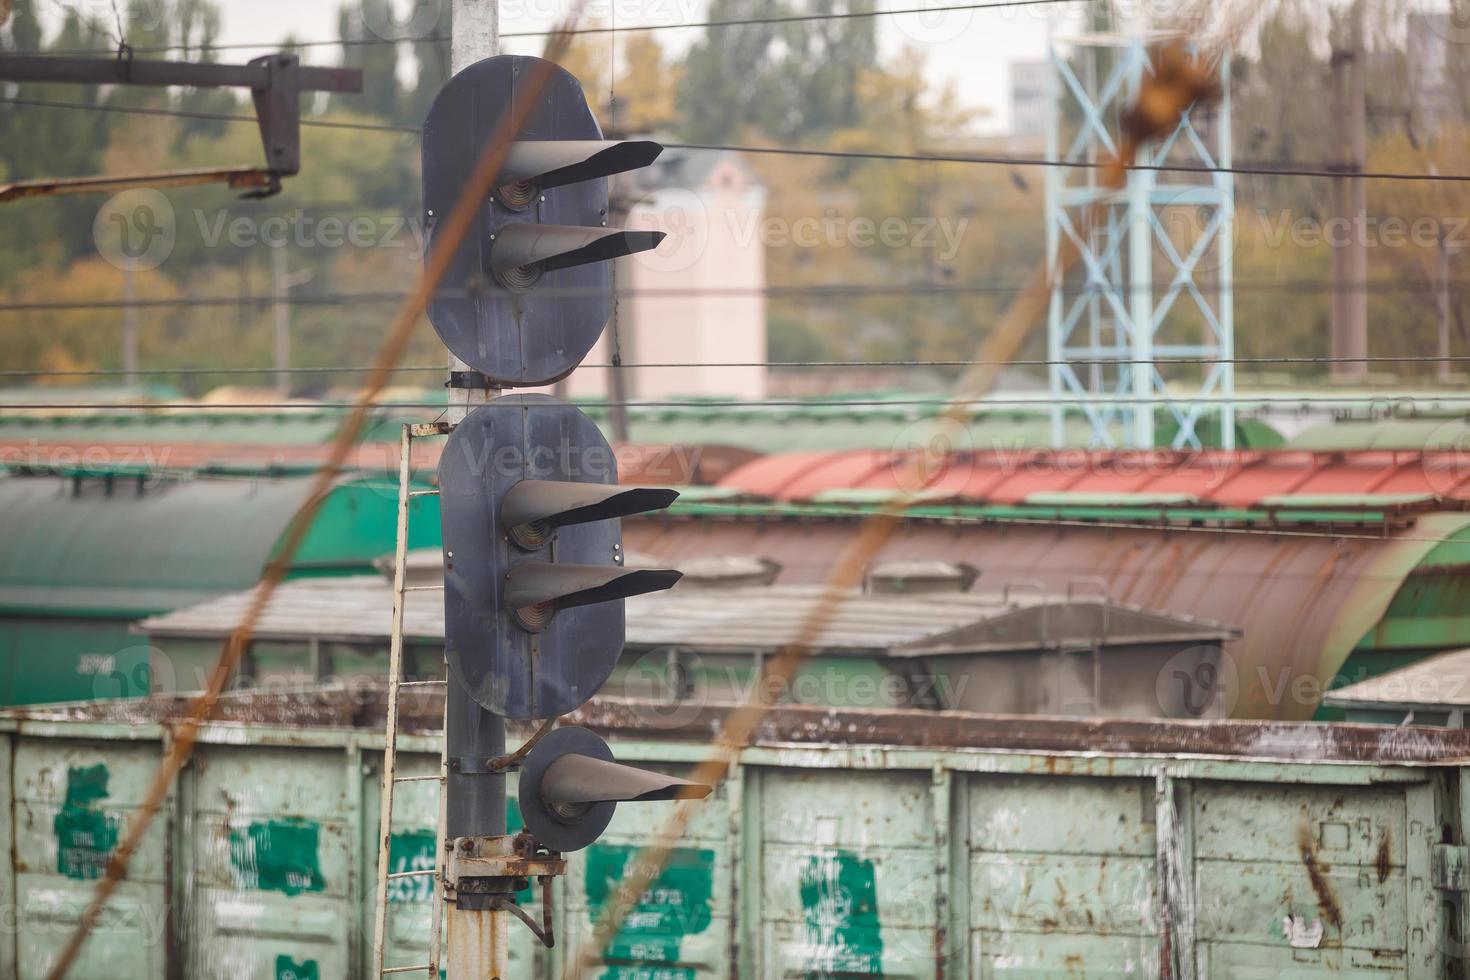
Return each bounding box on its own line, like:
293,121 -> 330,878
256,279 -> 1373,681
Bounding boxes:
585,843 -> 714,974
387,829 -> 437,904
228,818 -> 326,896
506,799 -> 531,903
798,849 -> 884,976
274,955 -> 319,980
53,764 -> 121,880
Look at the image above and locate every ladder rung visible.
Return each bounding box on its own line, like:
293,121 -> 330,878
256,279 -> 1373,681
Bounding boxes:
396,680 -> 445,688
393,774 -> 444,783
402,584 -> 443,592
382,965 -> 432,975
387,869 -> 438,880
408,489 -> 440,497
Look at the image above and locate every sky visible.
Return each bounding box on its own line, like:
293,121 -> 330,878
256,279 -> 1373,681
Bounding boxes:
28,0 -> 1463,134
41,0 -> 1102,133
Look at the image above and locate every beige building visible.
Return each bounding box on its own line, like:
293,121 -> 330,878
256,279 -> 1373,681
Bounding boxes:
563,146 -> 768,402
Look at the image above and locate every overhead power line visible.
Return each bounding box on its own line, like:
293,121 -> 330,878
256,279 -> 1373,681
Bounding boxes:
662,141 -> 1470,183
8,97 -> 1470,183
0,95 -> 422,133
3,277 -> 1470,315
9,394 -> 1470,410
502,0 -> 1081,36
11,350 -> 1470,380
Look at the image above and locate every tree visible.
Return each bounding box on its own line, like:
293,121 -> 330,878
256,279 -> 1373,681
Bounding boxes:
331,0 -> 401,122
614,33 -> 680,132
675,0 -> 877,145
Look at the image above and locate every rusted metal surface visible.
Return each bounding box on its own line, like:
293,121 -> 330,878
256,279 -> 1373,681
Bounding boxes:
625,512 -> 1470,719
0,166 -> 273,203
716,448 -> 1470,506
6,684 -> 1470,977
11,688 -> 1470,765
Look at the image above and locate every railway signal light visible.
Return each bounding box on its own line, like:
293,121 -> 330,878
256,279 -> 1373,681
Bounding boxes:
518,727 -> 711,852
421,54 -> 666,386
439,394 -> 682,720
428,51 -> 692,892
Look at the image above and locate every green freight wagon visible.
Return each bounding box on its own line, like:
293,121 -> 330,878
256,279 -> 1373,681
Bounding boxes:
4,689 -> 1470,977
0,473 -> 439,706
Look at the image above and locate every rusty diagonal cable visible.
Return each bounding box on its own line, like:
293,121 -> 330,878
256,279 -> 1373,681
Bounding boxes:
561,34 -> 1239,980
42,15 -> 588,978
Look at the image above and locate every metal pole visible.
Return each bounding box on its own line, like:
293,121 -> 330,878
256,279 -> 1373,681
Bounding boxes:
1330,11 -> 1367,381
122,266 -> 138,386
273,245 -> 290,397
445,3 -> 506,977
1126,42 -> 1155,449
270,247 -> 312,397
1438,235 -> 1453,383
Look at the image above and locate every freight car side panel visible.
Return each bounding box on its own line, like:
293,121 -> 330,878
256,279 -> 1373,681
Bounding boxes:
187,745 -> 353,980
969,774 -> 1161,977
1192,781 -> 1414,977
10,740 -> 169,979
758,768 -> 937,978
0,739 -> 12,976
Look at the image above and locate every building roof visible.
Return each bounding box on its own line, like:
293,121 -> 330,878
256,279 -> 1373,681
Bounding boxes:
1323,648 -> 1470,711
136,576 -> 1234,656
715,448 -> 1470,508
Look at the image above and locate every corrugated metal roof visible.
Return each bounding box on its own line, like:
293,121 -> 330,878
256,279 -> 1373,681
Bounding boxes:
717,448 -> 1470,508
1323,648 -> 1470,710
136,576 -> 1234,655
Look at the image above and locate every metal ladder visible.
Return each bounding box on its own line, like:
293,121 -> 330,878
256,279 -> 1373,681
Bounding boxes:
371,422 -> 454,977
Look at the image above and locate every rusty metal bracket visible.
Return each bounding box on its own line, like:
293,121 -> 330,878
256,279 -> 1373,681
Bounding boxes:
0,52 -> 360,201
445,831 -> 566,886
490,876 -> 557,948
487,716 -> 557,772
445,832 -> 566,946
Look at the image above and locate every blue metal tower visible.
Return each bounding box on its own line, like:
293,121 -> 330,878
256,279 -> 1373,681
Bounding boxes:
1046,34 -> 1235,450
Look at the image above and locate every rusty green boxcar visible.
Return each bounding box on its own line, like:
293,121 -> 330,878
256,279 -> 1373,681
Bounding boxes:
4,691 -> 1470,977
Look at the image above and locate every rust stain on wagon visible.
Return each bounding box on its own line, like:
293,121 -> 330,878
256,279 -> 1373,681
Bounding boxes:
1375,829 -> 1392,885
1296,824 -> 1343,931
